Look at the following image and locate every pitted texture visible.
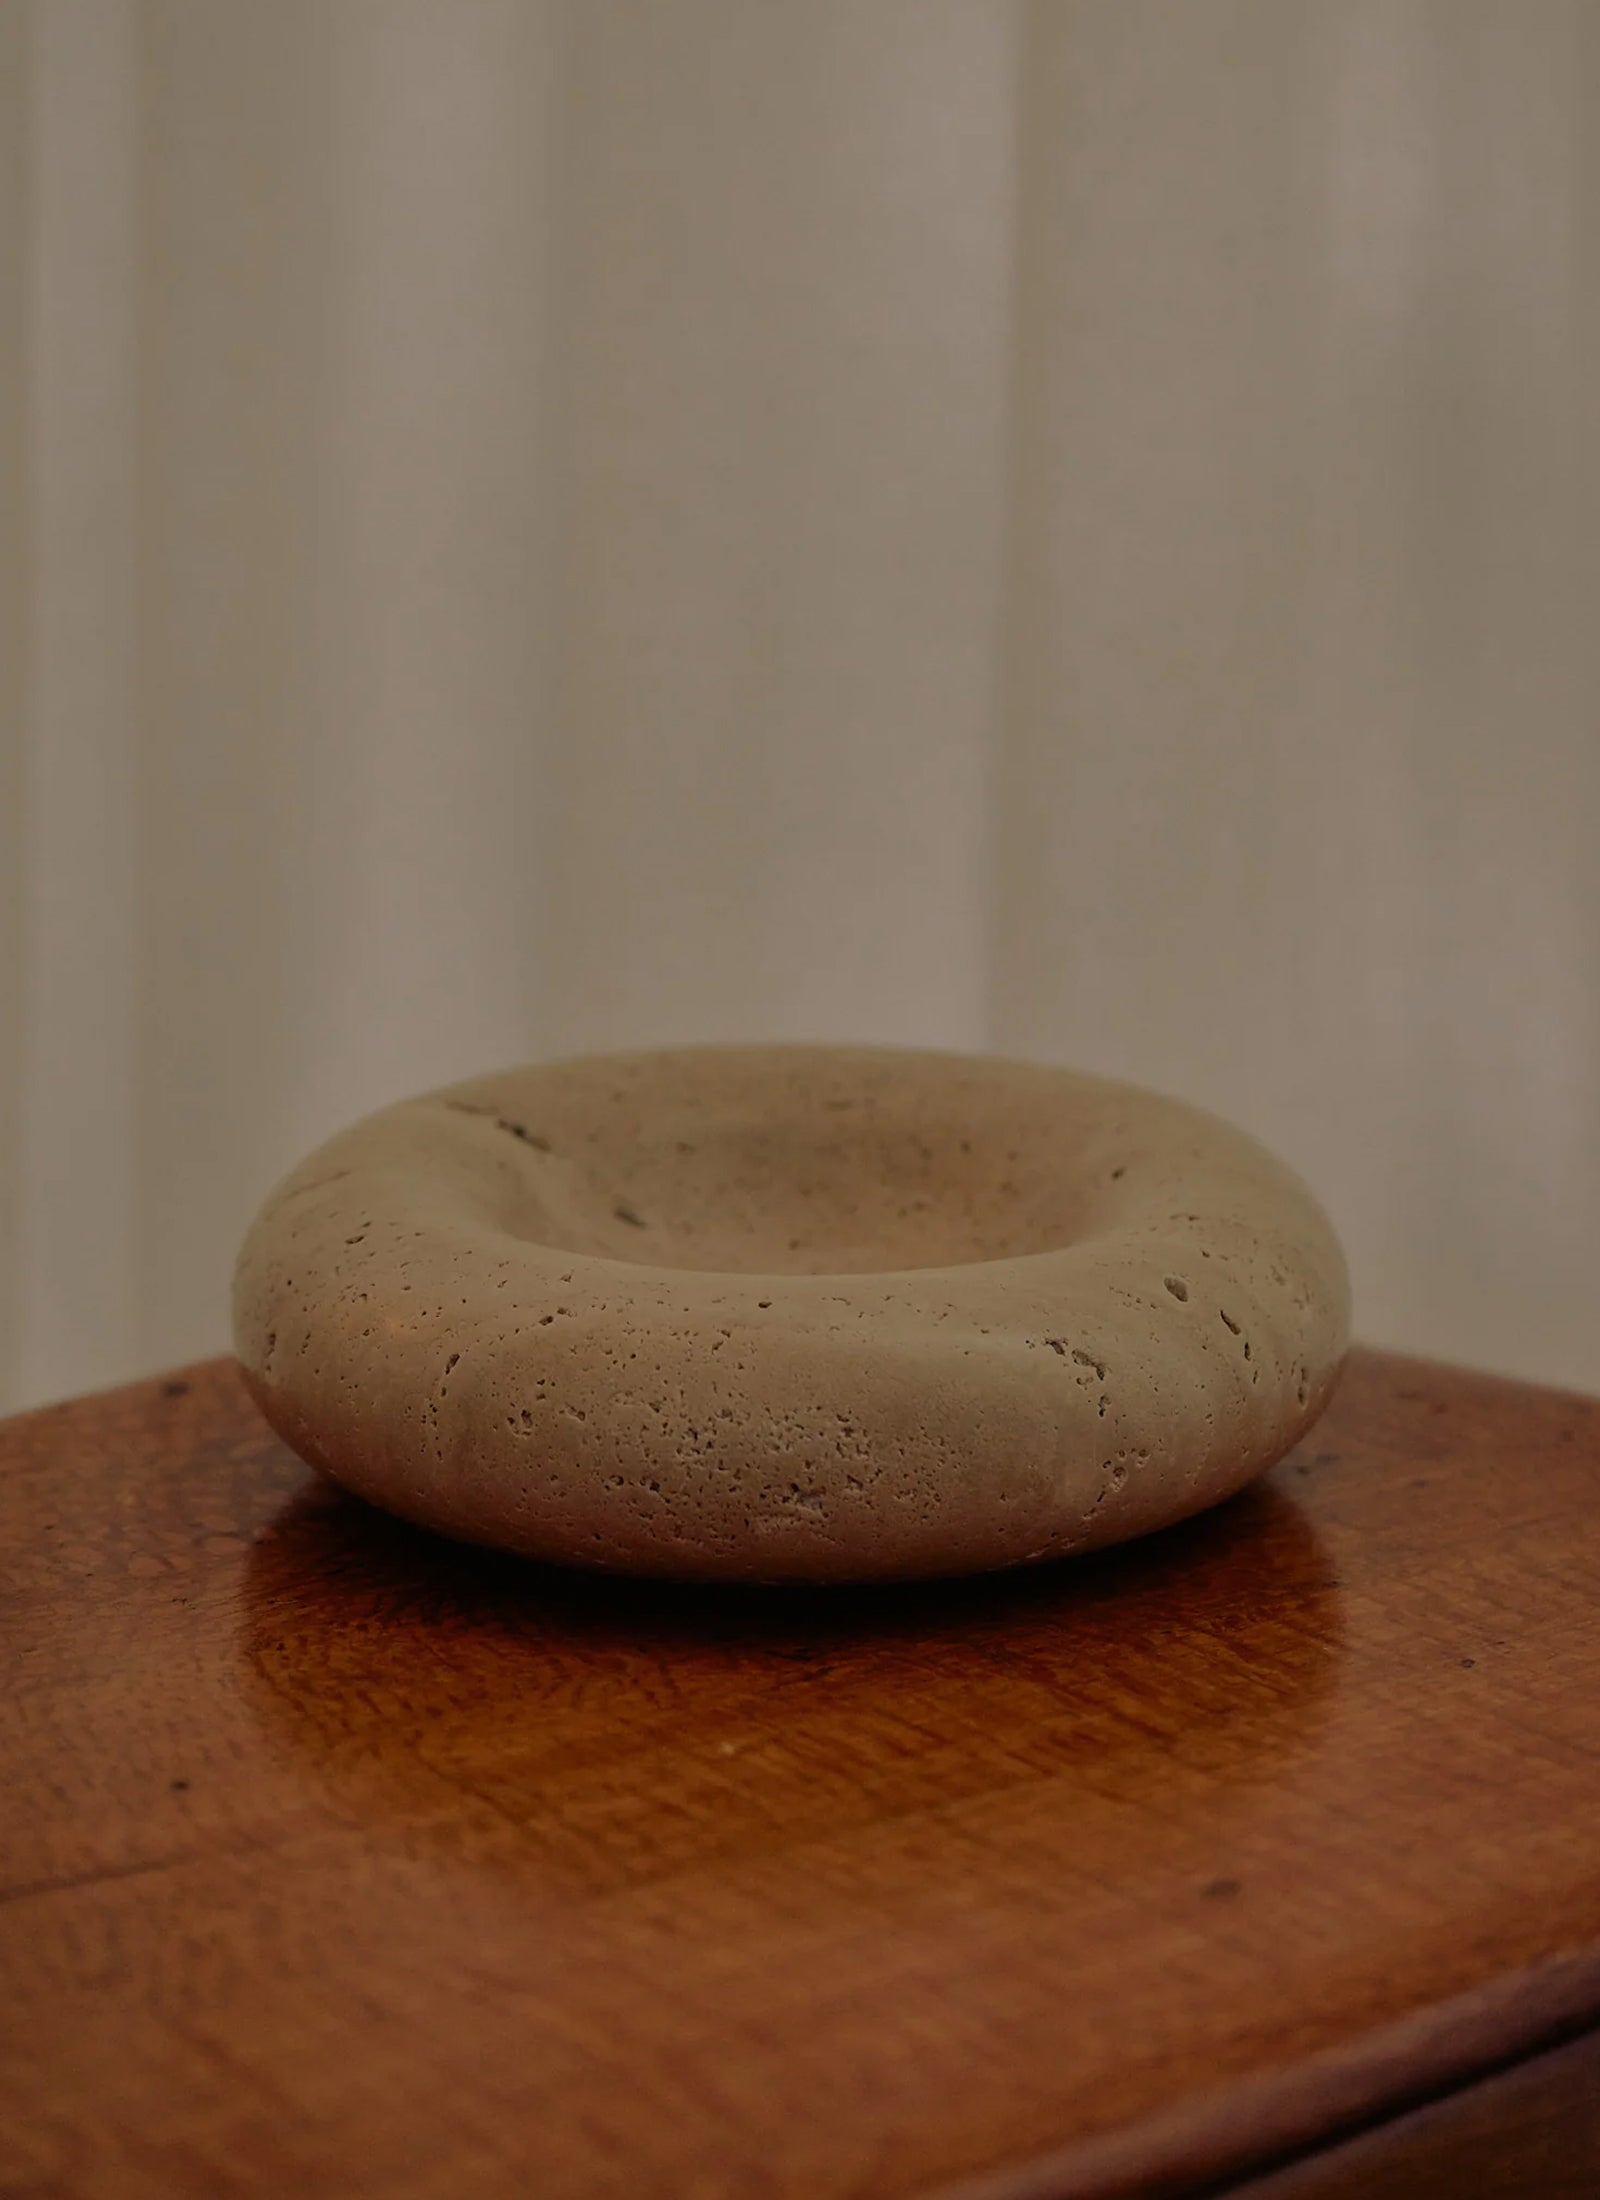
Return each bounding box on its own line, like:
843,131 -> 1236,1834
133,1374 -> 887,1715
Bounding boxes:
232,1046 -> 1350,1582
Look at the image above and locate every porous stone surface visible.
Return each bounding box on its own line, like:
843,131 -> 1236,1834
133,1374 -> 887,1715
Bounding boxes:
232,1045 -> 1351,1582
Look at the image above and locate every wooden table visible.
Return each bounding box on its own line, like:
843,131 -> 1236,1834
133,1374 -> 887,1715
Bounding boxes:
2,1348 -> 1598,2199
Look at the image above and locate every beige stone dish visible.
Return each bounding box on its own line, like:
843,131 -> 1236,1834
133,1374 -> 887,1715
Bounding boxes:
233,1045 -> 1350,1583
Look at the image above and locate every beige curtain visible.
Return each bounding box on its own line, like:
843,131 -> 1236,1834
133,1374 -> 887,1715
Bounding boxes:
3,0 -> 1597,1411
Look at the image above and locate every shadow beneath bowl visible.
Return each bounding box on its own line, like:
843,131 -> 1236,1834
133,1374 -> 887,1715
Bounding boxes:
237,1465 -> 1345,1895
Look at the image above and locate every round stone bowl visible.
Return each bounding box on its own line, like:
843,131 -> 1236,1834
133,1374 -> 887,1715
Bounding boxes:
232,1044 -> 1350,1583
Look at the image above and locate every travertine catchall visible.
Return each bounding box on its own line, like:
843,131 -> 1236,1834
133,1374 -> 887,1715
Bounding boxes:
233,1045 -> 1350,1583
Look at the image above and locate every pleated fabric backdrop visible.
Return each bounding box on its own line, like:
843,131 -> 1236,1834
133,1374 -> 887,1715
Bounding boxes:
3,0 -> 1597,1410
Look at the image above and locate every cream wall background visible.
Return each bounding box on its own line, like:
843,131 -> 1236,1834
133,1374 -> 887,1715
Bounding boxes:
3,0 -> 1597,1412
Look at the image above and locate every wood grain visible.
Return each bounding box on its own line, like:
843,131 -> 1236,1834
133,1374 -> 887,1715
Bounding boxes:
1,1348 -> 1597,2199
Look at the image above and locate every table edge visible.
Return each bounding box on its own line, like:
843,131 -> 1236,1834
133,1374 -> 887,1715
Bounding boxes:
925,1946 -> 1600,2200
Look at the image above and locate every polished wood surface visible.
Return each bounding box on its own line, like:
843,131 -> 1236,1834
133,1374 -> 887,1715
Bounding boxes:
2,1348 -> 1597,2199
